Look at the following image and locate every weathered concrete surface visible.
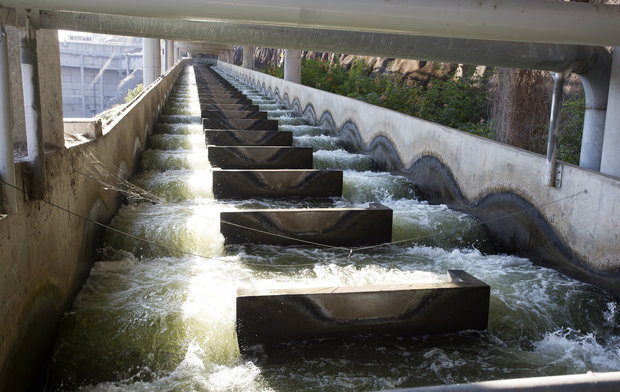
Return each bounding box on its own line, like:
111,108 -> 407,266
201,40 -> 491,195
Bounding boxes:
202,109 -> 267,120
207,146 -> 313,169
217,61 -> 620,300
212,169 -> 342,198
236,270 -> 489,350
220,202 -> 392,245
0,58 -> 189,392
205,130 -> 293,146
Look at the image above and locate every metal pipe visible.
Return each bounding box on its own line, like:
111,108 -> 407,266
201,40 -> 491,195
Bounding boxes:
576,47 -> 612,171
600,47 -> 620,178
4,0 -> 620,46
0,23 -> 17,213
545,71 -> 567,187
383,371 -> 620,392
20,23 -> 46,199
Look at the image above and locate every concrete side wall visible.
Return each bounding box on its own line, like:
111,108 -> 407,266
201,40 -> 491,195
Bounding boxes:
217,61 -> 620,299
0,59 -> 188,392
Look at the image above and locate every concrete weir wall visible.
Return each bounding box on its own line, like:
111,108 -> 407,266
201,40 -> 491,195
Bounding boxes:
216,61 -> 620,300
0,59 -> 188,391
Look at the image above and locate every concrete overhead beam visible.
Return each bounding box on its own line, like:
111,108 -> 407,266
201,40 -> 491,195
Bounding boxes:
5,0 -> 620,46
32,9 -> 586,72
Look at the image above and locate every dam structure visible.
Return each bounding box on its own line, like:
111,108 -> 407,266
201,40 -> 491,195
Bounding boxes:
1,1 -> 620,391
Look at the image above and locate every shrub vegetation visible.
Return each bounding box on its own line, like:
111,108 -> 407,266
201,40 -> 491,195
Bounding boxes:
263,57 -> 584,164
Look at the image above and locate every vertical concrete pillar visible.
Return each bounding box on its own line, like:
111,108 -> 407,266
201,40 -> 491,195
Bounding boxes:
142,37 -> 160,86
20,25 -> 45,199
34,29 -> 64,149
284,49 -> 302,84
600,47 -> 620,178
243,46 -> 254,69
0,26 -> 17,213
166,40 -> 174,70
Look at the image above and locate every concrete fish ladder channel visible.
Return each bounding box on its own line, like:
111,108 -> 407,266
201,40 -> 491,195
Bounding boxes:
195,64 -> 490,349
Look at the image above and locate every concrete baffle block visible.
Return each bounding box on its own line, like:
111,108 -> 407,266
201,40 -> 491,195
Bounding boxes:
220,202 -> 392,246
205,130 -> 293,146
201,103 -> 260,113
202,109 -> 268,121
236,270 -> 490,351
207,146 -> 313,169
199,96 -> 253,106
203,118 -> 279,131
212,169 -> 343,198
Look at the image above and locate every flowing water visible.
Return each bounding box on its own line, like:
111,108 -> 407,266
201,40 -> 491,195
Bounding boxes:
45,66 -> 620,391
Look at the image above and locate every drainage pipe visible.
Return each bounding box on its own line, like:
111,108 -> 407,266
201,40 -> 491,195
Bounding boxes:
4,0 -> 620,47
545,72 -> 567,187
0,23 -> 16,213
20,23 -> 46,200
575,47 -> 612,171
600,47 -> 620,178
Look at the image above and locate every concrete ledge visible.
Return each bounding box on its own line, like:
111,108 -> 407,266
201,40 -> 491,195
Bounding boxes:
212,169 -> 343,198
207,146 -> 313,169
236,270 -> 489,350
384,371 -> 620,392
205,130 -> 293,146
220,202 -> 392,245
203,118 -> 279,130
202,109 -> 267,120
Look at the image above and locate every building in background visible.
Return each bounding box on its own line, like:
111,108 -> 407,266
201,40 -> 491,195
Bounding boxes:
59,32 -> 143,118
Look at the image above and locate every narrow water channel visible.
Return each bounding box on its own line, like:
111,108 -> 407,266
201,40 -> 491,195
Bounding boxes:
45,66 -> 620,391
